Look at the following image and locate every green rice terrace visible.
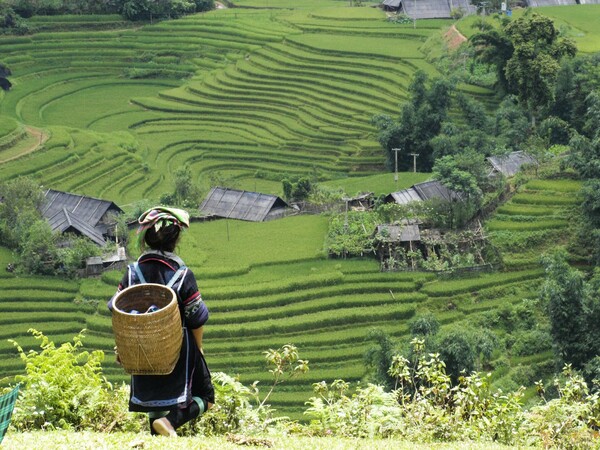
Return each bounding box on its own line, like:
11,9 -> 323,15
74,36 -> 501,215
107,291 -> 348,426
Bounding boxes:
0,178 -> 582,420
0,0 -> 593,425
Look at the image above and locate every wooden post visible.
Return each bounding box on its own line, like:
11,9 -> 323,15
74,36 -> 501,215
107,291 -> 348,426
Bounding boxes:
392,148 -> 401,184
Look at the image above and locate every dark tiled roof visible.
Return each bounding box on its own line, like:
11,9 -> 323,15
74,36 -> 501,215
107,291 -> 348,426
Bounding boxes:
41,189 -> 122,245
199,187 -> 289,222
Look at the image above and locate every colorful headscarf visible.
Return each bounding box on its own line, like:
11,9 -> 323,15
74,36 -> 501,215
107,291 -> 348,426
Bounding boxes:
136,206 -> 190,249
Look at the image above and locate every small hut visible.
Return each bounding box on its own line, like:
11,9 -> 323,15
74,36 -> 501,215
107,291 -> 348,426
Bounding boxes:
374,221 -> 422,270
385,180 -> 461,206
487,151 -> 538,178
85,246 -> 127,276
41,189 -> 123,246
346,192 -> 375,211
199,187 -> 290,222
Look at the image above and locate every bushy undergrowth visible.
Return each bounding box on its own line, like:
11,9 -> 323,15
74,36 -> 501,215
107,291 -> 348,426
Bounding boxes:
7,329 -> 141,432
4,331 -> 600,448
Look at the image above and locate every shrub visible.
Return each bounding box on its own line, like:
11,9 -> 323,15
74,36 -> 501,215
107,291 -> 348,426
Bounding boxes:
519,365 -> 600,448
511,329 -> 553,357
306,339 -> 525,444
8,329 -> 144,432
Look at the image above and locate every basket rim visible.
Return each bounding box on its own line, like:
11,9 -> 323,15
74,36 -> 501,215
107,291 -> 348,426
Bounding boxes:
112,283 -> 177,315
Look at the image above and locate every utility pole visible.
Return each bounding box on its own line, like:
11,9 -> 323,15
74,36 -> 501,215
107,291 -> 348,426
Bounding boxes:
409,153 -> 419,173
413,0 -> 417,29
342,197 -> 350,258
392,148 -> 401,183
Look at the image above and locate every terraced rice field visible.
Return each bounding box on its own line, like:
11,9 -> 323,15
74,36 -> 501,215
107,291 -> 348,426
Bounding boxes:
0,4 -> 587,421
486,178 -> 581,270
0,7 -> 467,203
0,207 -> 563,419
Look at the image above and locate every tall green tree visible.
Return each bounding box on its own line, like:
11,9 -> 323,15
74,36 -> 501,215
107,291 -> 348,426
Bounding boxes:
432,155 -> 482,228
0,177 -> 45,249
503,13 -> 577,126
470,27 -> 513,94
373,71 -> 454,172
540,250 -> 591,369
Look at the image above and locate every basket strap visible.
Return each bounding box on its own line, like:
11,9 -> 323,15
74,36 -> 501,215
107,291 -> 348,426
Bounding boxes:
132,262 -> 147,284
166,265 -> 187,289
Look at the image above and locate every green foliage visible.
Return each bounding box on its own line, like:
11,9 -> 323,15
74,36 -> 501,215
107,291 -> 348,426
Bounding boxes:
182,344 -> 308,436
363,328 -> 398,390
503,13 -> 576,123
159,165 -> 202,209
8,329 -> 143,432
540,249 -> 598,370
470,22 -> 513,93
520,365 -> 600,448
326,210 -> 379,258
260,344 -> 309,408
19,220 -> 60,276
282,176 -> 312,202
0,4 -> 31,35
0,177 -> 45,249
373,71 -> 455,172
307,339 -> 524,443
432,155 -> 482,228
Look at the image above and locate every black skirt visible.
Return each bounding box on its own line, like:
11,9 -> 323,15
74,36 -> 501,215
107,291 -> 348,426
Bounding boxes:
128,327 -> 214,412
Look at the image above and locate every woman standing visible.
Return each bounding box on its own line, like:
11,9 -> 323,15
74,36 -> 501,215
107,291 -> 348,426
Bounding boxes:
109,206 -> 214,437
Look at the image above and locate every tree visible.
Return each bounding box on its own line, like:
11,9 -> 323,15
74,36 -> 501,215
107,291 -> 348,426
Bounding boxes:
551,55 -> 600,134
281,176 -> 312,202
192,0 -> 214,12
121,0 -> 153,20
364,329 -> 398,390
470,27 -> 513,94
540,250 -> 591,369
503,13 -> 577,126
19,219 -> 60,276
0,177 -> 45,249
159,165 -> 201,207
432,155 -> 482,228
373,71 -> 455,172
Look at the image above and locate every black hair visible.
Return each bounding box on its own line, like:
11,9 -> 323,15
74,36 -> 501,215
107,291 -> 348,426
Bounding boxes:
143,223 -> 181,253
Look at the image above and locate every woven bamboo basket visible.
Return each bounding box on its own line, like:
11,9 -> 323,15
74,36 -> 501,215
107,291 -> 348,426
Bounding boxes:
111,283 -> 182,375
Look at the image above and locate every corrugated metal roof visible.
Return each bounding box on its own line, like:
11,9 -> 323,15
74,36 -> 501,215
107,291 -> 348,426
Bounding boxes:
487,151 -> 537,177
388,187 -> 422,205
528,0 -> 575,5
41,189 -> 122,245
46,207 -> 107,246
413,180 -> 458,202
199,187 -> 289,222
387,180 -> 459,205
42,189 -> 122,227
376,224 -> 421,242
402,0 -> 451,19
382,0 -> 402,7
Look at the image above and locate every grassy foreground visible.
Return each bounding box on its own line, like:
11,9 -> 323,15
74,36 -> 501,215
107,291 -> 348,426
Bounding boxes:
1,431 -> 524,450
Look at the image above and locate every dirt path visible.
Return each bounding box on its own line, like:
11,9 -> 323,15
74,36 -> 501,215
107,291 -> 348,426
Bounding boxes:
0,126 -> 49,164
444,24 -> 467,50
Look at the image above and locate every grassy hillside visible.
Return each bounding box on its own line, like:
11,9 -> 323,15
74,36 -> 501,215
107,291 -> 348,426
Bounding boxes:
0,3 -> 590,422
0,6 -> 463,204
1,172 -> 578,419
